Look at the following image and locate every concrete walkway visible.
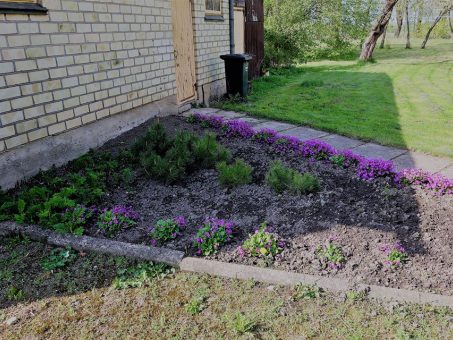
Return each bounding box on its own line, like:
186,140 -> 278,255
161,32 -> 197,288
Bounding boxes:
187,108 -> 453,178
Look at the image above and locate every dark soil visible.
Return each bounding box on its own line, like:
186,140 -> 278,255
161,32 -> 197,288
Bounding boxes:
25,116 -> 453,295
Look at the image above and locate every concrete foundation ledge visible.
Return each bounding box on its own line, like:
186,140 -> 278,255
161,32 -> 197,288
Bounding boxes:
180,257 -> 453,308
0,222 -> 184,267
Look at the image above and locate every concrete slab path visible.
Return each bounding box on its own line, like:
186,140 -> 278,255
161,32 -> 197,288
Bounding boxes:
185,108 -> 453,177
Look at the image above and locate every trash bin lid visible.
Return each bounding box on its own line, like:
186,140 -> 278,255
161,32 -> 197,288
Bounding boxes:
220,53 -> 253,61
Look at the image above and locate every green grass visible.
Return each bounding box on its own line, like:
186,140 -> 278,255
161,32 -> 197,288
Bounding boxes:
219,38 -> 453,158
1,237 -> 452,338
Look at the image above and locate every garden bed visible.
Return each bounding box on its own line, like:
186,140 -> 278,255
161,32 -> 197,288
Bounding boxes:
2,115 -> 452,295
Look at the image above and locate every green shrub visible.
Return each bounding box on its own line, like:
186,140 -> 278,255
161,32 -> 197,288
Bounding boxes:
137,128 -> 230,183
216,159 -> 252,188
131,123 -> 169,157
193,132 -> 230,168
265,161 -> 319,195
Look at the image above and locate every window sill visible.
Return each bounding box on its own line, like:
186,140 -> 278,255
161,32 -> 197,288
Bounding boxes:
0,2 -> 48,15
204,15 -> 224,22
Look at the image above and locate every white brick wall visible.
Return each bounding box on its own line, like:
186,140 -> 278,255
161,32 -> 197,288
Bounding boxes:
0,0 -> 230,153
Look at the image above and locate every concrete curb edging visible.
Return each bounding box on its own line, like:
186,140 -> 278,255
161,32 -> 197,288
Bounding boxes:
2,222 -> 452,308
0,222 -> 184,267
180,257 -> 453,308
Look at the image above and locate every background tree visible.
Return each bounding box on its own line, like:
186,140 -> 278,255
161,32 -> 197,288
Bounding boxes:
360,0 -> 400,61
394,3 -> 404,37
449,10 -> 453,32
421,2 -> 453,48
405,0 -> 411,48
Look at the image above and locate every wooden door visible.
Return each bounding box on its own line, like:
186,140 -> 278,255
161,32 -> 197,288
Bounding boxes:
245,0 -> 264,80
171,0 -> 197,103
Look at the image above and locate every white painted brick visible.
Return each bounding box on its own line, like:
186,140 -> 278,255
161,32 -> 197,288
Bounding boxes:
48,122 -> 66,135
21,83 -> 42,96
24,106 -> 45,119
5,134 -> 28,149
29,70 -> 49,82
11,96 -> 33,110
0,101 -> 12,114
28,127 -> 48,141
7,35 -> 30,47
2,48 -> 25,60
57,109 -> 74,121
0,126 -> 15,139
16,60 -> 37,72
38,114 -> 57,127
1,110 -> 24,125
25,47 -> 46,59
0,86 -> 21,99
65,117 -> 82,129
16,119 -> 38,134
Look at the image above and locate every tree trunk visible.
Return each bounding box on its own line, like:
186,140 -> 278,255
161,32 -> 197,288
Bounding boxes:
360,0 -> 400,61
421,5 -> 452,49
449,10 -> 453,33
380,25 -> 388,48
405,2 -> 411,49
395,7 -> 404,37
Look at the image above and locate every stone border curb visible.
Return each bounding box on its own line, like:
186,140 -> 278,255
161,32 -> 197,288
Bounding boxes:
2,222 -> 452,308
180,257 -> 453,308
0,222 -> 184,267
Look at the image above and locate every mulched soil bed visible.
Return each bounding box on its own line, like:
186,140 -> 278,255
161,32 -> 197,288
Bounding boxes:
17,116 -> 453,295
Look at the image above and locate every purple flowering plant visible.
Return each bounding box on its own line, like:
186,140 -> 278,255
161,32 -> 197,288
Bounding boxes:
237,222 -> 285,258
194,218 -> 235,256
97,205 -> 140,235
315,236 -> 346,270
189,113 -> 453,195
380,242 -> 408,268
149,216 -> 185,246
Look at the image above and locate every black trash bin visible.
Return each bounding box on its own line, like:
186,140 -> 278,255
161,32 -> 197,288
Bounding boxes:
220,54 -> 252,98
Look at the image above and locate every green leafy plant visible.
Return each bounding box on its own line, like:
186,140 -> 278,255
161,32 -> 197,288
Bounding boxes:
330,154 -> 346,167
216,159 -> 253,188
6,286 -> 25,301
41,247 -> 77,271
112,262 -> 170,289
238,223 -> 284,258
185,288 -> 208,315
149,216 -> 185,246
345,289 -> 368,302
225,312 -> 257,335
14,199 -> 26,223
265,161 -> 320,194
293,284 -> 323,300
53,205 -> 93,235
315,237 -> 346,270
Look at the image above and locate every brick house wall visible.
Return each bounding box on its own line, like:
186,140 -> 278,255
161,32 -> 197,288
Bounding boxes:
0,0 -> 230,157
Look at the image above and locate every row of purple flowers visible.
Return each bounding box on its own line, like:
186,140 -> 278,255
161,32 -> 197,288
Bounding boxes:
189,113 -> 453,195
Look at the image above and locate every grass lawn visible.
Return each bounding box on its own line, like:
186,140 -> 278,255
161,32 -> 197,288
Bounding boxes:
219,38 -> 453,158
1,237 -> 452,338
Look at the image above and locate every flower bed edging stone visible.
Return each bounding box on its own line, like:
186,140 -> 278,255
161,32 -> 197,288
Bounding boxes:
0,221 -> 184,267
179,257 -> 453,308
2,221 -> 452,308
